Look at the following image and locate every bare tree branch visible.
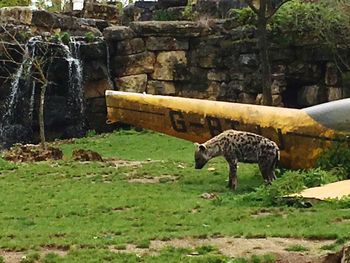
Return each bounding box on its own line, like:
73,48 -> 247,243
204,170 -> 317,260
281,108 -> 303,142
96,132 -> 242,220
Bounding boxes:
245,0 -> 259,14
266,0 -> 292,20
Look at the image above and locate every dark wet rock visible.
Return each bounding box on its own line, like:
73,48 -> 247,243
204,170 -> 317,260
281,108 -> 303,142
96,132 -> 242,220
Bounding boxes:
3,144 -> 63,162
72,149 -> 103,162
0,124 -> 33,149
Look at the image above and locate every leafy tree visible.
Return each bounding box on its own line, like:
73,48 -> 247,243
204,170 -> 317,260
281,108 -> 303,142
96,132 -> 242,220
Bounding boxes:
35,0 -> 49,10
0,0 -> 31,8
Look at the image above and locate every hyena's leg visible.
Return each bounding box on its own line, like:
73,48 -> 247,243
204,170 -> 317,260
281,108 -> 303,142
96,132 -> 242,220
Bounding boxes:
258,154 -> 277,184
226,157 -> 238,190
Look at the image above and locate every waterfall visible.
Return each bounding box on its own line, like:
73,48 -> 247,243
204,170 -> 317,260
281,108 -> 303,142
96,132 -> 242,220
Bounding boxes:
69,38 -> 85,131
0,36 -> 87,148
28,81 -> 36,122
2,36 -> 41,127
0,36 -> 43,148
105,41 -> 114,89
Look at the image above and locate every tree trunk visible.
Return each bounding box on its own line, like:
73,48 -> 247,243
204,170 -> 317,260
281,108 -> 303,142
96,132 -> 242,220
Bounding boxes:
257,0 -> 272,106
39,84 -> 47,149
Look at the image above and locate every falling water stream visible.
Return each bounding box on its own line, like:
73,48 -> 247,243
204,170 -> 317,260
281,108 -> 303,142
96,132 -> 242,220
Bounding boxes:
0,36 -> 87,148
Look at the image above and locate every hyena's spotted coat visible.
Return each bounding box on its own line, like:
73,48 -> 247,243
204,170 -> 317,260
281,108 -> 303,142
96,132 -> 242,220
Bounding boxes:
194,130 -> 280,190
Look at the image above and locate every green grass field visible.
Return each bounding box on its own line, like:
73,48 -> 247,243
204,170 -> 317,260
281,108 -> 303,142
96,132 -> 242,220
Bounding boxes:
0,130 -> 349,262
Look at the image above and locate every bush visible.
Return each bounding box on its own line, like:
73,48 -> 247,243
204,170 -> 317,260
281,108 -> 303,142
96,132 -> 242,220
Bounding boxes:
317,143 -> 350,179
251,168 -> 341,206
182,5 -> 199,21
227,7 -> 257,26
84,32 -> 96,43
153,10 -> 177,21
51,32 -> 71,45
270,0 -> 350,46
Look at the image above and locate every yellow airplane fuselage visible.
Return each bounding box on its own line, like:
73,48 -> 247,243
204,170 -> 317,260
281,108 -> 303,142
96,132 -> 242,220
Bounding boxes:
105,91 -> 350,169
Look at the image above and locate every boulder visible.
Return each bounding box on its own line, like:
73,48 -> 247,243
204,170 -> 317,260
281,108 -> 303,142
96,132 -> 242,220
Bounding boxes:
79,41 -> 107,60
72,149 -> 103,162
2,144 -> 63,162
146,36 -> 189,51
207,81 -> 220,100
297,84 -> 326,106
113,52 -> 155,76
272,94 -> 283,106
325,62 -> 338,86
0,6 -> 33,25
151,51 -> 187,81
238,92 -> 256,104
238,53 -> 258,69
115,74 -> 148,93
0,124 -> 33,149
130,21 -> 206,37
327,87 -> 343,101
207,70 -> 228,81
103,26 -> 136,41
84,79 -> 112,99
146,80 -> 176,95
116,38 -> 145,55
217,82 -> 238,102
198,51 -> 222,68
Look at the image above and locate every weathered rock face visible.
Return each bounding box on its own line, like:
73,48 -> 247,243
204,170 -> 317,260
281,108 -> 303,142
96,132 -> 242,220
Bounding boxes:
2,12 -> 350,147
104,20 -> 350,108
83,2 -> 121,24
0,7 -> 107,36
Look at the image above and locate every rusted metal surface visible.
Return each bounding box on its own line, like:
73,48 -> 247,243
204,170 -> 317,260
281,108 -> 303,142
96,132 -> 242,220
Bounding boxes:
105,91 -> 350,169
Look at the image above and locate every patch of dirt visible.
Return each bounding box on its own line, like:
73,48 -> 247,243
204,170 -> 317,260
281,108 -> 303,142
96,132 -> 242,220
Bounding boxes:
0,251 -> 25,263
105,158 -> 149,168
1,240 -> 347,262
127,175 -> 178,184
0,247 -> 68,263
2,144 -> 63,162
111,237 -> 337,262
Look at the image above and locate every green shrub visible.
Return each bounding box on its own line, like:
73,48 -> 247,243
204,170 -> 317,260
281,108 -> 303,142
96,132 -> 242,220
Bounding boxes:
86,130 -> 97,137
51,32 -> 71,45
153,9 -> 177,21
252,168 -> 340,206
270,0 -> 350,46
60,32 -> 71,45
0,157 -> 17,171
84,32 -> 96,43
227,7 -> 257,26
317,143 -> 350,178
182,5 -> 199,21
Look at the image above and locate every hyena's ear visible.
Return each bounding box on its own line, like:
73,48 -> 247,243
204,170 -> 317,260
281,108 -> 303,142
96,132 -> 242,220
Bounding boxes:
198,144 -> 207,151
194,143 -> 206,151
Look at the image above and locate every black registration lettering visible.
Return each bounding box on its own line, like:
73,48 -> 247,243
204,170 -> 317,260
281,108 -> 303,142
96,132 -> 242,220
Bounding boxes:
169,110 -> 187,132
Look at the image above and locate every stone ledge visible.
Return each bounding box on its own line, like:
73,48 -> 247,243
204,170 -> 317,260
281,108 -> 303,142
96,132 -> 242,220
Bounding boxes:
130,21 -> 208,37
103,26 -> 136,41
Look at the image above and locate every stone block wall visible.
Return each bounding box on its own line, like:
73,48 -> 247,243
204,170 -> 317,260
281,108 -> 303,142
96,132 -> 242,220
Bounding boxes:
104,20 -> 349,108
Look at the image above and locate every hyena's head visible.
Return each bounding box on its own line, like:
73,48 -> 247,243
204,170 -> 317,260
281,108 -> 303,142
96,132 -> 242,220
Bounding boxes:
194,143 -> 210,169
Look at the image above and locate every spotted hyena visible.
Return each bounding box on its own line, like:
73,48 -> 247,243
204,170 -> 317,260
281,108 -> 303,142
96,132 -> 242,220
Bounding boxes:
194,129 -> 280,190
